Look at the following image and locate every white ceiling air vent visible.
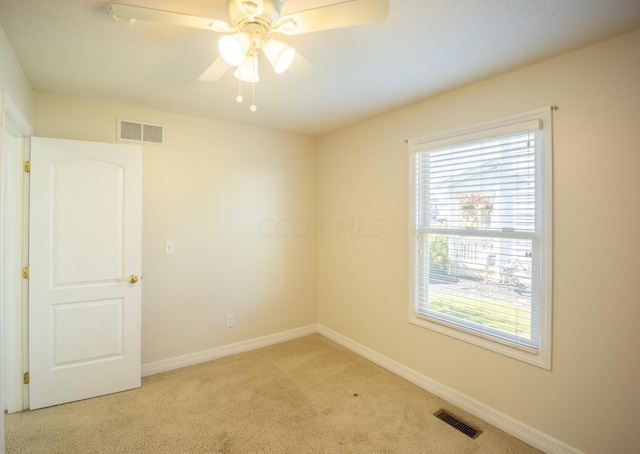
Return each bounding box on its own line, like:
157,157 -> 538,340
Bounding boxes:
117,119 -> 165,145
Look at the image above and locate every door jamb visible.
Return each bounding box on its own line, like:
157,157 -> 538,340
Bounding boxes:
1,92 -> 33,416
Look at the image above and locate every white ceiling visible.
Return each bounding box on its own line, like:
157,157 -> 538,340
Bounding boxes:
1,0 -> 639,136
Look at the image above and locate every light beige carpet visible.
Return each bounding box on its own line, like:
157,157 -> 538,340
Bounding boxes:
5,334 -> 542,453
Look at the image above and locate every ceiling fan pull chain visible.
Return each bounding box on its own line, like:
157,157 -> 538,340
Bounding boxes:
236,76 -> 244,103
250,80 -> 257,112
250,56 -> 257,112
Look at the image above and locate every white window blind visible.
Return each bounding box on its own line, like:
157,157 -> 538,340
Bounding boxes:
409,108 -> 552,368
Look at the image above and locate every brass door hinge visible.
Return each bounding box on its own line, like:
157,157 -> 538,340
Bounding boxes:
23,267 -> 29,279
23,372 -> 29,385
24,161 -> 30,173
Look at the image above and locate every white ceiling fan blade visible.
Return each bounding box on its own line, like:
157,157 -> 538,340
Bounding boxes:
282,0 -> 352,16
198,57 -> 231,82
108,2 -> 234,32
276,0 -> 388,35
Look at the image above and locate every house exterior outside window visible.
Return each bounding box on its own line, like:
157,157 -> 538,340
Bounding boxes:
408,107 -> 553,369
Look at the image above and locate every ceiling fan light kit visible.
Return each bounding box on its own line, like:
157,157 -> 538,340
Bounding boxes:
234,51 -> 259,83
107,0 -> 389,111
218,33 -> 251,67
263,38 -> 295,74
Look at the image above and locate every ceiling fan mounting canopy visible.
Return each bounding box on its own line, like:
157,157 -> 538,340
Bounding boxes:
228,0 -> 284,29
227,0 -> 293,49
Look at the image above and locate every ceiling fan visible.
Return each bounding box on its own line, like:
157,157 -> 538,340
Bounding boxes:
108,0 -> 389,111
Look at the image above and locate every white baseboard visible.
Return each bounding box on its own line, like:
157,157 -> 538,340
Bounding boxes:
317,324 -> 582,454
141,324 -> 318,377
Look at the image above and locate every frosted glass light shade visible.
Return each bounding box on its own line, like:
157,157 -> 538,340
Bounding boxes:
218,33 -> 250,67
234,54 -> 259,83
263,39 -> 296,74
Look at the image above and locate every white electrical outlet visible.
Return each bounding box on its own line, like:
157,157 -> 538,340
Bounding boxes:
226,314 -> 234,328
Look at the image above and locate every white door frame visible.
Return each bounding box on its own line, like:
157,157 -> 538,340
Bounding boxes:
2,110 -> 29,413
1,91 -> 33,423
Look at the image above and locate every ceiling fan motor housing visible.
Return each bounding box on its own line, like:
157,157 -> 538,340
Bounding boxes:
228,0 -> 284,28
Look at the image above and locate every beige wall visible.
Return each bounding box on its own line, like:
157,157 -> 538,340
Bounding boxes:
34,92 -> 318,364
0,24 -> 33,125
317,29 -> 640,453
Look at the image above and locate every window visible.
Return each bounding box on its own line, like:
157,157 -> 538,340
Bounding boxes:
408,108 -> 553,369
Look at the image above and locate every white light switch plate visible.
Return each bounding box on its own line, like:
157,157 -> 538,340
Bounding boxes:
164,240 -> 175,255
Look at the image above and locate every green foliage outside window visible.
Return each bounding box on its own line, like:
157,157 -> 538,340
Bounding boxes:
429,234 -> 450,273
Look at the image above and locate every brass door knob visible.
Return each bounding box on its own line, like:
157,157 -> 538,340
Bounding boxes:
129,274 -> 139,284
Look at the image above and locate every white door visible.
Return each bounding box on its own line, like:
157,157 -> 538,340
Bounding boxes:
28,137 -> 142,410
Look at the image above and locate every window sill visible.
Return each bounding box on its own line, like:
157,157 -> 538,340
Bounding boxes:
409,314 -> 551,370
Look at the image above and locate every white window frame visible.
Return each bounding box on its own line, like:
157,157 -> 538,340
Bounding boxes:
408,107 -> 553,369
